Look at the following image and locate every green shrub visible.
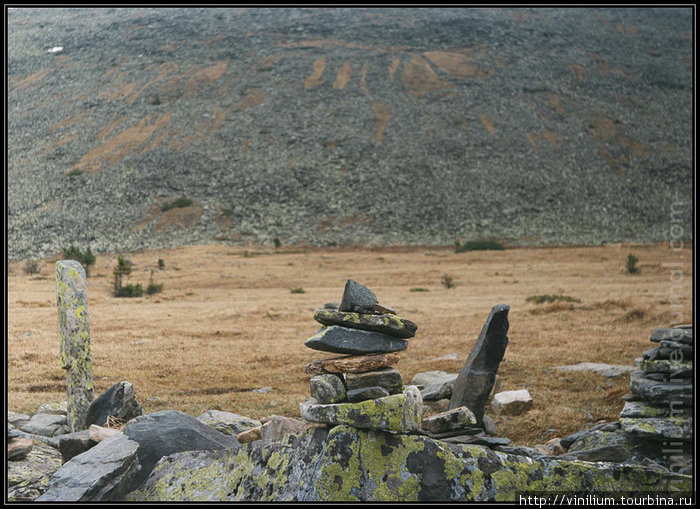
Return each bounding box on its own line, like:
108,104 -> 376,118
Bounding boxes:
66,169 -> 84,177
161,197 -> 193,212
455,239 -> 505,252
113,255 -> 133,296
158,258 -> 165,270
116,283 -> 143,298
410,287 -> 430,292
273,237 -> 281,249
626,253 -> 640,274
526,294 -> 581,304
441,274 -> 455,289
23,259 -> 40,275
61,245 -> 96,276
146,269 -> 163,295
290,287 -> 306,294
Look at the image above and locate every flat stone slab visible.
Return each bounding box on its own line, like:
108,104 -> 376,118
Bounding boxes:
299,386 -> 423,434
641,346 -> 689,361
314,308 -> 417,338
638,359 -> 693,377
629,371 -> 692,404
346,386 -> 390,402
559,445 -> 631,463
620,417 -> 693,441
411,371 -> 457,401
20,413 -> 70,437
345,367 -> 402,394
305,353 -> 400,375
421,406 -> 476,434
442,434 -> 511,447
650,328 -> 693,345
339,279 -> 378,313
490,389 -> 533,416
196,410 -> 261,436
620,401 -> 691,419
305,326 -> 408,355
309,374 -> 347,404
554,362 -> 636,378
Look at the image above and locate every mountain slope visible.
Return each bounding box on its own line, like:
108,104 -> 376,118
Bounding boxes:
7,7 -> 693,260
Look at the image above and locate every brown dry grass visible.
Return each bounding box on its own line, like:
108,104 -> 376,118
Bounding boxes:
7,242 -> 692,446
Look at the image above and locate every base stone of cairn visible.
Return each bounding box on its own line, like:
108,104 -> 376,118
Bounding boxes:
301,280 -> 422,433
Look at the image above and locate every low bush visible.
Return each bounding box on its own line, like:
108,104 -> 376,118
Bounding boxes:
455,239 -> 505,252
116,283 -> 143,298
441,275 -> 455,289
526,294 -> 581,304
290,287 -> 306,294
61,245 -> 96,276
626,253 -> 640,274
23,259 -> 40,275
161,197 -> 193,212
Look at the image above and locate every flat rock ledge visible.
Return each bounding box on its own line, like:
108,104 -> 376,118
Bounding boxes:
127,425 -> 692,502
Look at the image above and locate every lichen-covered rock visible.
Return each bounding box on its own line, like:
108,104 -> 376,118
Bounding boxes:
638,359 -> 692,377
38,401 -> 68,415
127,425 -> 693,502
260,415 -> 312,441
620,401 -> 691,419
314,308 -> 417,338
7,442 -> 63,501
305,326 -> 408,355
309,373 -> 347,404
567,430 -> 633,453
300,386 -> 423,434
8,438 -> 34,461
421,406 -> 476,434
629,371 -> 692,404
196,410 -> 261,435
620,417 -> 693,441
84,381 -> 144,427
36,434 -> 141,501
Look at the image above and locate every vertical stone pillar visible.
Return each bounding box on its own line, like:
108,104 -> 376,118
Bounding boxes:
56,260 -> 94,432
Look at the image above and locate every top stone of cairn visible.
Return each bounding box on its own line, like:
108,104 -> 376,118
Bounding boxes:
339,279 -> 378,314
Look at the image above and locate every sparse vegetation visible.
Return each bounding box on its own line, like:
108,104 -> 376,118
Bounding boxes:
273,237 -> 281,249
116,283 -> 144,298
441,274 -> 455,289
526,294 -> 581,304
627,253 -> 640,274
410,287 -> 430,292
113,255 -> 135,297
146,270 -> 164,295
290,287 -> 306,294
23,259 -> 40,275
66,169 -> 84,177
455,239 -> 505,252
161,197 -> 193,212
158,258 -> 165,270
61,245 -> 96,276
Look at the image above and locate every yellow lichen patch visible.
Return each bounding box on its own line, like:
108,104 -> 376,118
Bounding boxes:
71,112 -> 172,173
360,62 -> 369,92
569,64 -> 584,86
333,62 -> 353,90
478,114 -> 495,136
372,102 -> 391,144
304,58 -> 326,90
12,70 -> 50,90
401,54 -> 454,96
155,203 -> 203,233
183,61 -> 228,98
235,89 -> 265,110
387,56 -> 400,83
424,50 -> 492,79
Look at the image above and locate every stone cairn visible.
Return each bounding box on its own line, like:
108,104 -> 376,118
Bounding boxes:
299,279 -> 487,439
619,325 -> 693,468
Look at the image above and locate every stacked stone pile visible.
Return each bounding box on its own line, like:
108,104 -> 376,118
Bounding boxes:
620,326 -> 693,460
300,279 -> 425,433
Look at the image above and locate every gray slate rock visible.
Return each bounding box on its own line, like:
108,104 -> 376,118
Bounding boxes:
36,434 -> 141,502
411,371 -> 457,401
196,410 -> 261,435
638,359 -> 693,377
345,367 -> 403,394
124,410 -> 241,491
559,445 -> 631,463
620,417 -> 693,441
20,412 -> 70,437
314,308 -> 417,338
554,362 -> 636,378
568,430 -> 633,454
7,442 -> 64,502
449,304 -> 510,425
84,381 -> 144,427
260,415 -> 310,441
421,406 -> 476,434
620,401 -> 691,419
641,346 -> 689,361
442,434 -> 511,447
309,373 -> 347,404
339,279 -> 378,313
346,386 -> 390,402
650,328 -> 693,345
8,411 -> 31,428
629,371 -> 692,404
55,429 -> 94,462
305,325 -> 408,355
37,401 -> 68,415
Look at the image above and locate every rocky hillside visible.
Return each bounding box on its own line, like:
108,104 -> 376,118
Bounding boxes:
7,7 -> 693,260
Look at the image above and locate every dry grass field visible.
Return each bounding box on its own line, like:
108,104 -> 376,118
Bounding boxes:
7,242 -> 692,446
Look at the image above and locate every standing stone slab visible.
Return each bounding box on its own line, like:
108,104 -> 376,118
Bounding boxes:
449,304 -> 510,425
305,326 -> 408,355
84,381 -> 144,427
339,279 -> 378,313
56,260 -> 94,432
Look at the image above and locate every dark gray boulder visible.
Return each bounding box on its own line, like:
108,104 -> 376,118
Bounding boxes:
35,434 -> 141,502
196,410 -> 261,436
650,328 -> 693,345
305,326 -> 408,355
55,429 -> 93,462
629,371 -> 692,404
449,304 -> 510,425
345,367 -> 403,394
84,381 -> 144,427
339,279 -> 378,313
123,410 -> 240,490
